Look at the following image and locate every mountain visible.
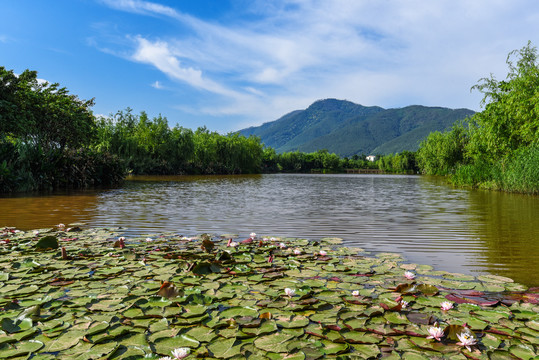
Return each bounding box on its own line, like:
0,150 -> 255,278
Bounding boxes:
239,99 -> 474,156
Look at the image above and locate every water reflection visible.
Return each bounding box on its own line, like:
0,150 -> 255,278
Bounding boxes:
0,190 -> 100,230
465,190 -> 539,286
0,174 -> 537,287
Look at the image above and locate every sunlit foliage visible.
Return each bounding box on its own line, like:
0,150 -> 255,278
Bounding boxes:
417,42 -> 539,193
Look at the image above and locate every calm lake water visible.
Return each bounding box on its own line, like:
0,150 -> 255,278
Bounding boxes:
1,173 -> 538,287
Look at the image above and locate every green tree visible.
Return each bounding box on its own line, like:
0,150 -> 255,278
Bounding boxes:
466,41 -> 539,162
416,122 -> 467,175
0,67 -> 96,150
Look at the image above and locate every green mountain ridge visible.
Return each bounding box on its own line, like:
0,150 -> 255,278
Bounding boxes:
239,99 -> 475,156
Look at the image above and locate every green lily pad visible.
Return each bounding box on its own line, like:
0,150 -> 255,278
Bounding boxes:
153,334 -> 200,355
509,343 -> 536,359
1,317 -> 33,334
321,340 -> 349,355
254,332 -> 296,353
45,330 -> 85,352
0,339 -> 44,358
35,236 -> 58,250
219,306 -> 259,319
207,337 -> 242,358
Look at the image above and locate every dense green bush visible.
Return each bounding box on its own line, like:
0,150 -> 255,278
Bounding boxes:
0,136 -> 125,192
417,42 -> 539,194
416,122 -> 467,175
377,151 -> 419,174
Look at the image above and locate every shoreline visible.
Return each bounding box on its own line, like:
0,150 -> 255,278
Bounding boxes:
1,226 -> 537,359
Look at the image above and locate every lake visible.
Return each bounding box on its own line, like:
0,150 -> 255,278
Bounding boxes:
1,173 -> 538,287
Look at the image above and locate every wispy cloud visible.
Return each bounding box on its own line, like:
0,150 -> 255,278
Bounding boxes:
99,0 -> 184,20
97,0 -> 539,129
151,80 -> 162,89
131,36 -> 242,98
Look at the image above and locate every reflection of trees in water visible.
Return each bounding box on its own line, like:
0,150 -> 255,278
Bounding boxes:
468,190 -> 539,286
0,192 -> 99,230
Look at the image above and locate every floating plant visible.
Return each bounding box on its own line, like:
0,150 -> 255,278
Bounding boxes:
0,226 -> 537,359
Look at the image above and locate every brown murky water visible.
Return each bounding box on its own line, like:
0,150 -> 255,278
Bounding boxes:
1,174 -> 538,287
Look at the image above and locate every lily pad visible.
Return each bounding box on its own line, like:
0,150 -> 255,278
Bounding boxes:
254,332 -> 296,353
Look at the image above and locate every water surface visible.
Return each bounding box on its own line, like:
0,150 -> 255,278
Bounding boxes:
1,174 -> 538,286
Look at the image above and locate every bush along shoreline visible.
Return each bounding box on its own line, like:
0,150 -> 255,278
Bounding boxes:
416,42 -> 539,195
0,226 -> 537,359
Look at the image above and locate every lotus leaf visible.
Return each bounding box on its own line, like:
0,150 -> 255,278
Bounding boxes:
154,334 -> 200,354
207,337 -> 241,358
254,332 -> 296,353
35,236 -> 58,250
45,330 -> 85,352
185,326 -> 217,343
0,339 -> 44,358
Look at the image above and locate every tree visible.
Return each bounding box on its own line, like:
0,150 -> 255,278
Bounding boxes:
416,122 -> 467,175
466,41 -> 539,162
0,66 -> 96,150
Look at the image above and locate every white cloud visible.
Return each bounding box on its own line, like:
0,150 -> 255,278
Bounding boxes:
99,0 -> 539,129
151,80 -> 162,89
100,0 -> 183,19
131,36 -> 243,98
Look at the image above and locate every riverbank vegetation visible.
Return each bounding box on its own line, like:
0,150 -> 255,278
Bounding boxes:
1,43 -> 537,193
94,110 -> 263,176
0,226 -> 537,358
416,42 -> 539,194
0,67 -> 125,193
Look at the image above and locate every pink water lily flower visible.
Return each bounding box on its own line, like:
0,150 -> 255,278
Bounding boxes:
293,248 -> 302,255
426,325 -> 445,341
250,232 -> 257,239
285,288 -> 296,297
440,301 -> 454,311
319,250 -> 327,256
146,237 -> 153,242
279,242 -> 287,249
352,290 -> 360,296
456,332 -> 477,351
400,300 -> 409,309
404,271 -> 416,280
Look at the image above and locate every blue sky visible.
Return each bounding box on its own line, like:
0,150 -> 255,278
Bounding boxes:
2,1 -> 538,133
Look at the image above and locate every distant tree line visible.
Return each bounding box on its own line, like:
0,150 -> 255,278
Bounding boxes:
94,110 -> 263,175
261,149 -> 417,174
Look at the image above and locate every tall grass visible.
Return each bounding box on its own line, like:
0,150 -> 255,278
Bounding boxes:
500,144 -> 539,194
451,144 -> 539,194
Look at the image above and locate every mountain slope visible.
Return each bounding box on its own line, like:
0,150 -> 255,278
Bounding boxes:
239,99 -> 474,156
240,99 -> 384,151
